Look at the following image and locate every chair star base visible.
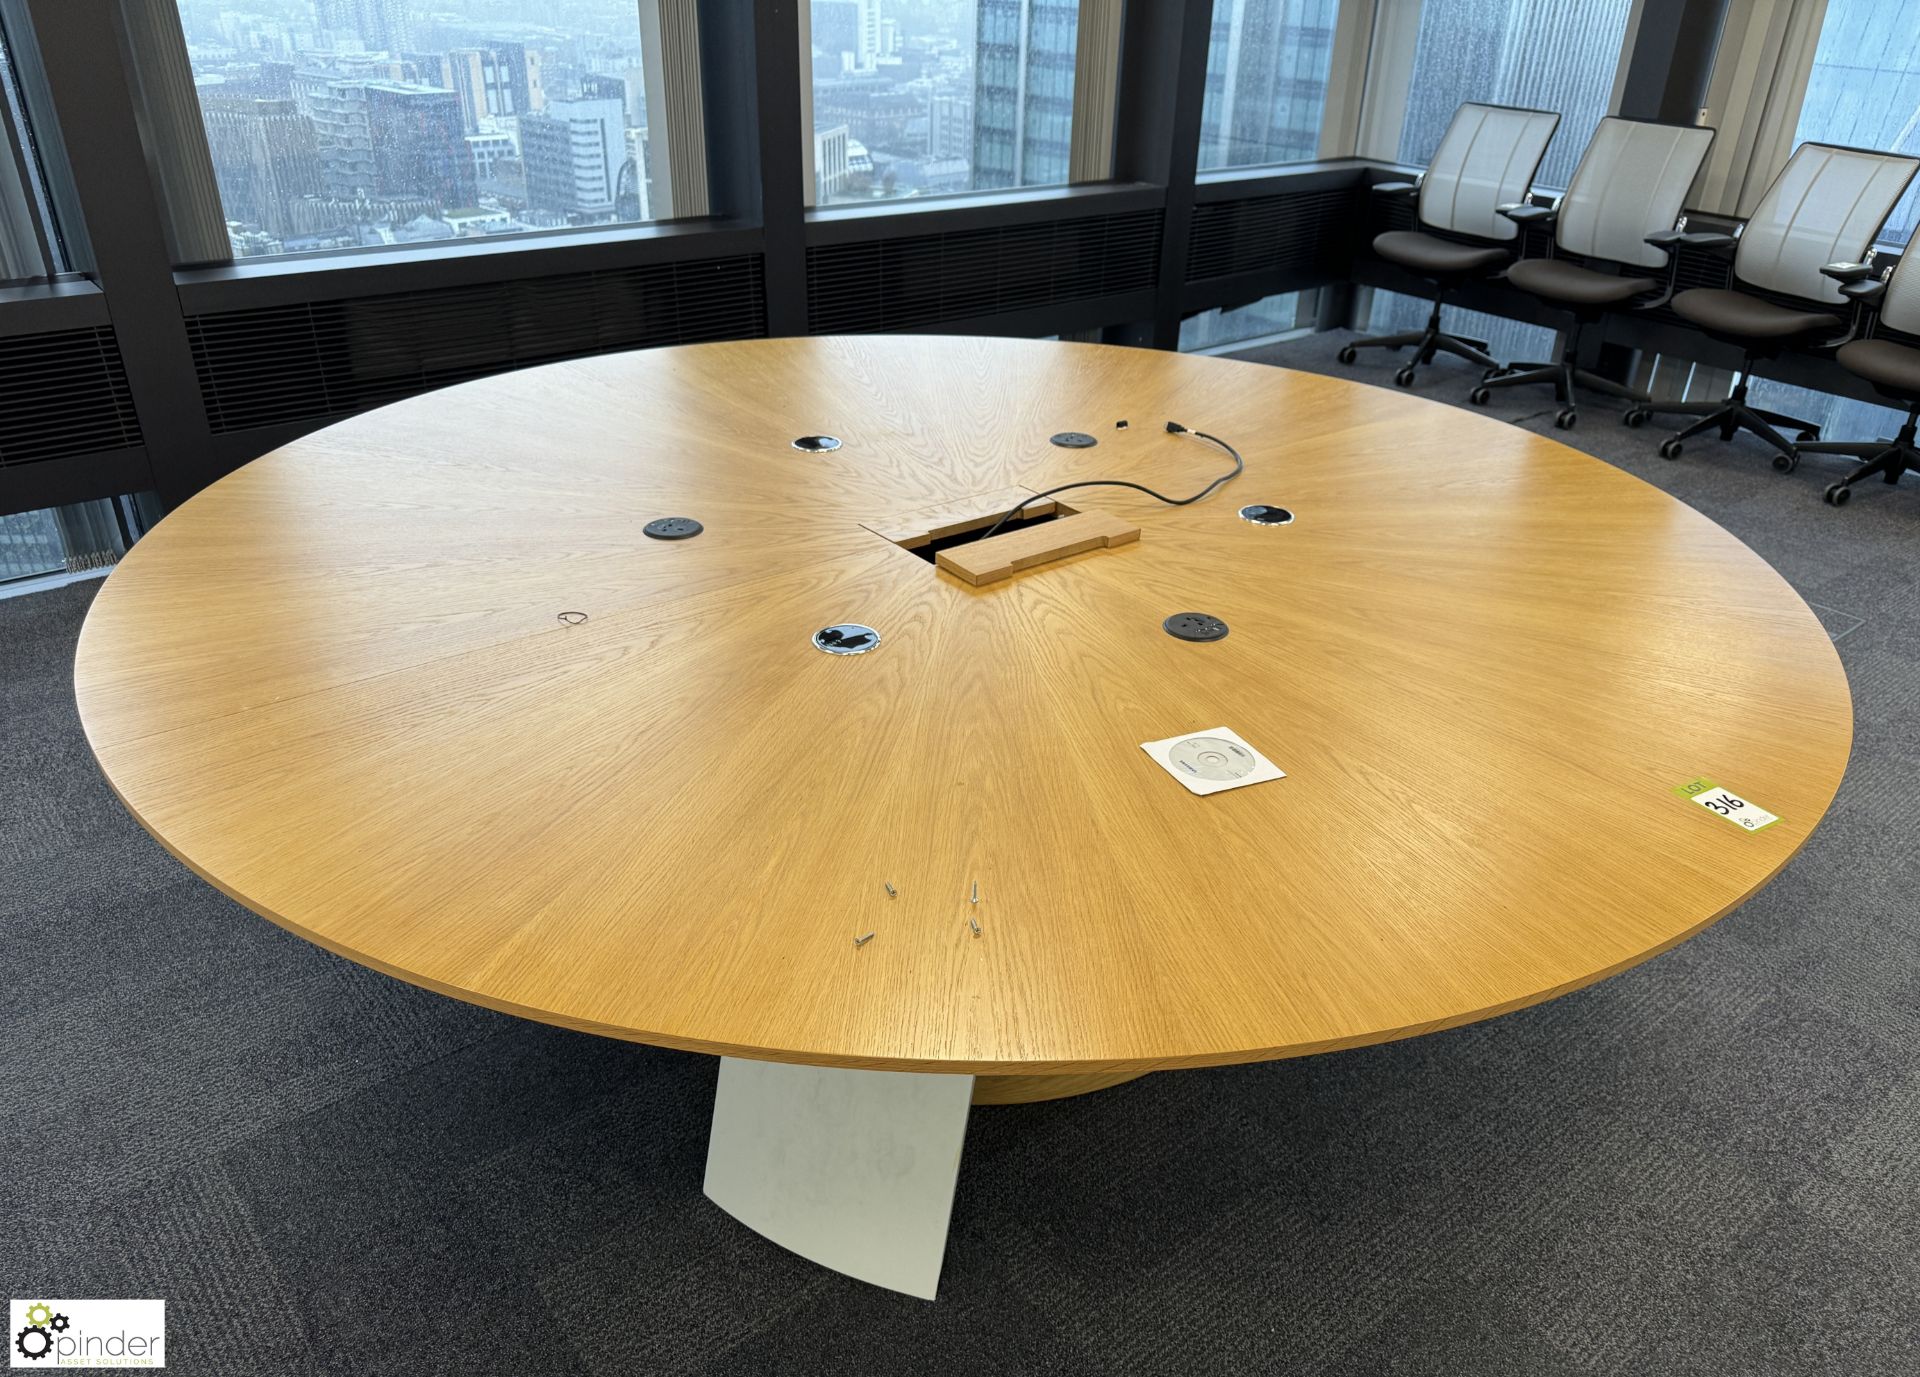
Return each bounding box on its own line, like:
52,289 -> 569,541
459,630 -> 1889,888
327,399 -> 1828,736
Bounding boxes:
1474,358 -> 1648,427
1339,297 -> 1499,387
1633,370 -> 1821,466
1794,408 -> 1920,506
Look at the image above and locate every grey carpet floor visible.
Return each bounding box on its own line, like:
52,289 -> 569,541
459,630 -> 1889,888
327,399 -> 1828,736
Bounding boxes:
5,331 -> 1918,1375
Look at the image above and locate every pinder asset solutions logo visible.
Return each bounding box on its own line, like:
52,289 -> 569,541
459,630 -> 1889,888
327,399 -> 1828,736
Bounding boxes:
10,1300 -> 164,1369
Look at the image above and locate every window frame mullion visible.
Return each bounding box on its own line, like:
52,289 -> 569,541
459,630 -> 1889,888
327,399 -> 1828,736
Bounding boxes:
0,25 -> 51,281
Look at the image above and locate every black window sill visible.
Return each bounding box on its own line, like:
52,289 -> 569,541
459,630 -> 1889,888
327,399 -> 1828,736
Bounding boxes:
172,217 -> 764,313
0,277 -> 110,337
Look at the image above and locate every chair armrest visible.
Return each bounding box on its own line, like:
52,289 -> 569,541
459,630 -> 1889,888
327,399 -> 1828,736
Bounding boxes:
1645,229 -> 1736,252
1840,278 -> 1888,305
1821,260 -> 1878,283
1634,229 -> 1735,311
1497,203 -> 1557,226
1370,180 -> 1418,198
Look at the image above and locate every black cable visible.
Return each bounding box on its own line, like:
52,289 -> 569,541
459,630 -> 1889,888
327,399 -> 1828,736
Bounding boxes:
975,423 -> 1244,543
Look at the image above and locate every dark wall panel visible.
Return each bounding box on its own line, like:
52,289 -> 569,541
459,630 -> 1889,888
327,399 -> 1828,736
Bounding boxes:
1187,186 -> 1359,282
806,210 -> 1162,334
184,255 -> 767,434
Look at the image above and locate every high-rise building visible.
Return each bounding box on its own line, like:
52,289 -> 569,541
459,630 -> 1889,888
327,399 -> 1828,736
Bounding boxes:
519,98 -> 624,215
1197,0 -> 1341,168
494,40 -> 546,115
1396,0 -> 1634,191
314,0 -> 412,54
928,94 -> 972,161
813,2 -> 859,73
306,79 -> 471,208
364,82 -> 476,208
814,124 -> 850,201
580,72 -> 628,117
436,48 -> 518,133
624,127 -> 653,219
291,52 -> 409,118
813,0 -> 884,73
466,130 -> 517,185
972,0 -> 1079,190
262,60 -> 297,99
309,81 -> 377,197
200,96 -> 322,237
614,150 -> 647,222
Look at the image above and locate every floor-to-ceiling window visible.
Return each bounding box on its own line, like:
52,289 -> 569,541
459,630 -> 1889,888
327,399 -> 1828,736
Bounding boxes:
1,11 -> 106,581
1197,0 -> 1342,170
1687,0 -> 1920,443
1394,0 -> 1635,193
1180,291 -> 1317,352
1363,0 -> 1639,367
0,15 -> 59,280
164,0 -> 670,261
1789,0 -> 1920,248
0,502 -> 134,590
807,0 -> 1092,207
0,508 -> 64,583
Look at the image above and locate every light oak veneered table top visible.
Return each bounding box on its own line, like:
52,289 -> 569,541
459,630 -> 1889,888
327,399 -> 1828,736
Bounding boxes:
74,336 -> 1852,1078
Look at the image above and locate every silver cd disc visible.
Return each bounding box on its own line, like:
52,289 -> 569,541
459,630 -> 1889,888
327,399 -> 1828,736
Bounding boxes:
1168,736 -> 1256,781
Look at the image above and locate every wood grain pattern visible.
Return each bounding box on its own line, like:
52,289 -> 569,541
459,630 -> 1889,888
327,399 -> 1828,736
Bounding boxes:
72,336 -> 1853,1079
935,508 -> 1139,585
970,1070 -> 1150,1104
859,486 -> 1056,548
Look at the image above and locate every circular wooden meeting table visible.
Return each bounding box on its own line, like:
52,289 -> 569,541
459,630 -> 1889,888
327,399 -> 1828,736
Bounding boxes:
75,336 -> 1851,1299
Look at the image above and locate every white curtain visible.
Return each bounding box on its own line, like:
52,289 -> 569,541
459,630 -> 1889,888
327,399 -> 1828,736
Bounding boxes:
0,119 -> 45,279
1069,0 -> 1124,182
638,0 -> 710,218
119,0 -> 231,264
1695,0 -> 1832,217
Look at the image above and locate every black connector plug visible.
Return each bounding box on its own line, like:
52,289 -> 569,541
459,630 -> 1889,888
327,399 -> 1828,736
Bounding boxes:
1165,421 -> 1187,434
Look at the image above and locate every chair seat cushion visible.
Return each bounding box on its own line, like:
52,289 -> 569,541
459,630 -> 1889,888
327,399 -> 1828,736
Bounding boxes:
1372,230 -> 1509,277
1505,256 -> 1657,305
1671,288 -> 1839,340
1837,338 -> 1920,397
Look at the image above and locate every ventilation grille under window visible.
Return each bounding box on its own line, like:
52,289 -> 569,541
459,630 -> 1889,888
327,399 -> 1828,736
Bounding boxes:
807,210 -> 1162,334
1189,187 -> 1358,282
0,327 -> 143,468
186,254 -> 767,434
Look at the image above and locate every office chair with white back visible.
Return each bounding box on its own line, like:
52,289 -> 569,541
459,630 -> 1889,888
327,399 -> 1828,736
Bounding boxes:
1790,244 -> 1920,504
1644,142 -> 1920,468
1338,102 -> 1561,386
1467,116 -> 1716,428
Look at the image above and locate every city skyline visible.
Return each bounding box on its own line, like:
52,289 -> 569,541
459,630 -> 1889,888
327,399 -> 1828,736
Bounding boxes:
808,0 -> 990,203
809,0 -> 1343,204
176,0 -> 657,258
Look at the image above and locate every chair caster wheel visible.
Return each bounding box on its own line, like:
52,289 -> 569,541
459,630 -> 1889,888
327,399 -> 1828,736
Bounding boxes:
1553,408 -> 1577,430
1622,408 -> 1648,428
1659,439 -> 1683,460
1824,483 -> 1851,506
1337,345 -> 1358,365
1482,366 -> 1504,381
1772,453 -> 1798,473
1798,429 -> 1820,443
1393,366 -> 1416,387
1468,386 -> 1491,406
